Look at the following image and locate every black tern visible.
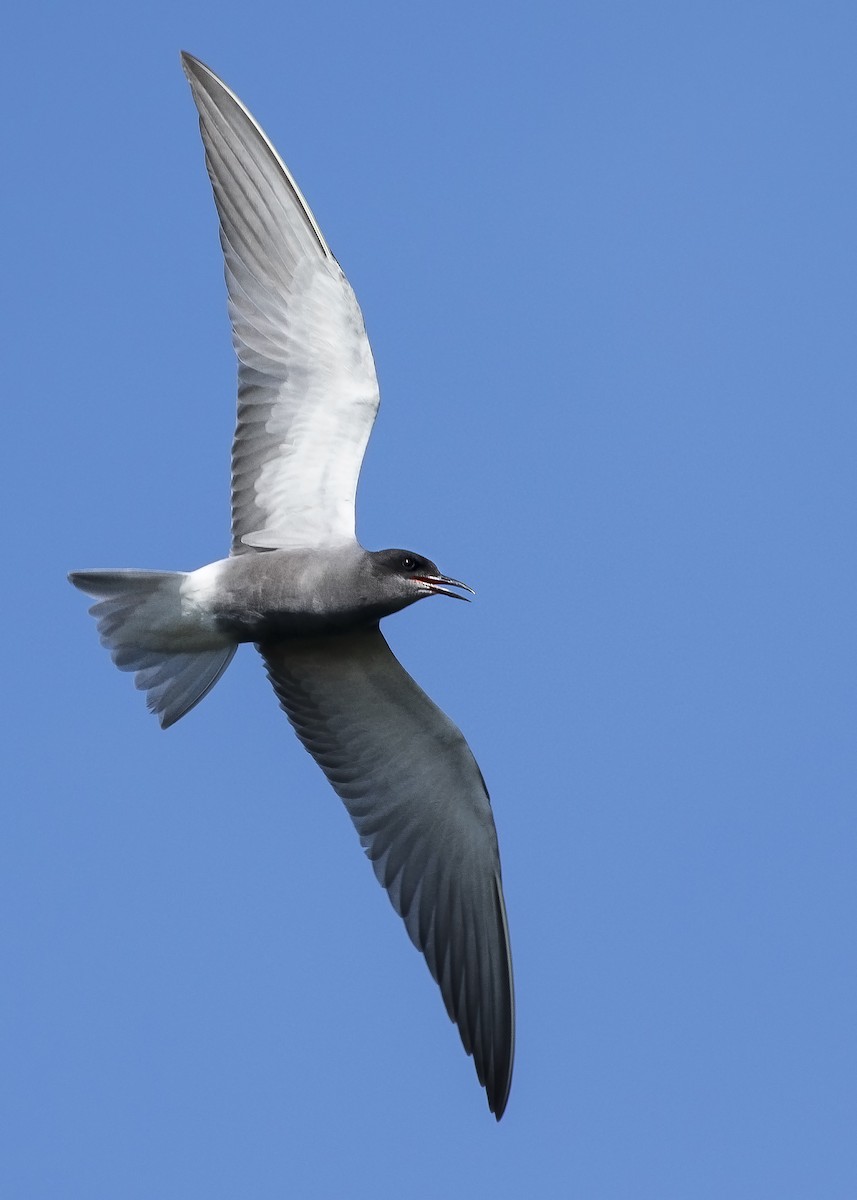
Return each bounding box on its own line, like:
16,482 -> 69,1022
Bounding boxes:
69,53 -> 514,1119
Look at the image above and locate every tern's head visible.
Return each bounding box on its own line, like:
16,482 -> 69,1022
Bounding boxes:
370,549 -> 475,605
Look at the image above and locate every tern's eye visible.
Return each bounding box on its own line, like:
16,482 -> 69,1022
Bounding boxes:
400,556 -> 419,572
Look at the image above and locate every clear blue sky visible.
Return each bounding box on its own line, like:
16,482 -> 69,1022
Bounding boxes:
3,2 -> 856,1196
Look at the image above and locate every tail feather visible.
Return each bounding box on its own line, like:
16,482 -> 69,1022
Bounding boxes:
131,647 -> 235,728
69,569 -> 236,728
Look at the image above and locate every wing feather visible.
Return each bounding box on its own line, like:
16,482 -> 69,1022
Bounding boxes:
259,628 -> 514,1118
181,54 -> 380,553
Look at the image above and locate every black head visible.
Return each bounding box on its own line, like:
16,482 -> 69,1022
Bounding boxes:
371,549 -> 475,602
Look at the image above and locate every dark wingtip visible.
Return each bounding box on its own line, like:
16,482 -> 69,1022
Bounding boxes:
179,51 -> 213,87
488,873 -> 515,1120
68,571 -> 89,592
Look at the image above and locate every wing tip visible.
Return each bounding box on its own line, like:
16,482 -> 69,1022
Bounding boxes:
179,50 -> 207,85
487,1055 -> 513,1120
178,50 -> 334,262
487,871 -> 515,1120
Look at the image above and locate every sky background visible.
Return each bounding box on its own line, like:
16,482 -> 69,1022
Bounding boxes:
3,1 -> 856,1196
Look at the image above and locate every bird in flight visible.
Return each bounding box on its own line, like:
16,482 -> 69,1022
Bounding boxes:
70,52 -> 514,1118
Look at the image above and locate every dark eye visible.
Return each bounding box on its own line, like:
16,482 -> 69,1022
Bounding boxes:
400,556 -> 418,572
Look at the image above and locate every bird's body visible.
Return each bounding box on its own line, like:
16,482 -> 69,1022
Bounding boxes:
71,544 -> 469,688
192,546 -> 395,638
70,53 -> 514,1118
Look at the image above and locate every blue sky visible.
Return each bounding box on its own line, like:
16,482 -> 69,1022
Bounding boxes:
3,1 -> 857,1196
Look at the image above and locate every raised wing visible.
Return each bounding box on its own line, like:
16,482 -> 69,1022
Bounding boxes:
182,54 -> 380,553
259,627 -> 514,1119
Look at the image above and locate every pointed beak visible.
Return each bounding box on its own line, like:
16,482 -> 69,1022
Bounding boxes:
412,574 -> 476,602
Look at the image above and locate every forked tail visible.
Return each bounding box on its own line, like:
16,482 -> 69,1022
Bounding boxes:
69,569 -> 236,728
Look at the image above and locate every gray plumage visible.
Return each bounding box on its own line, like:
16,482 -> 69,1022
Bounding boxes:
69,53 -> 514,1119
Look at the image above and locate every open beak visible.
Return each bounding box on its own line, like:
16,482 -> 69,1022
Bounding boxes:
412,574 -> 476,602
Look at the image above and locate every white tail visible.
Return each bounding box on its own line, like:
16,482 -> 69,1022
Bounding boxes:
69,569 -> 236,728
